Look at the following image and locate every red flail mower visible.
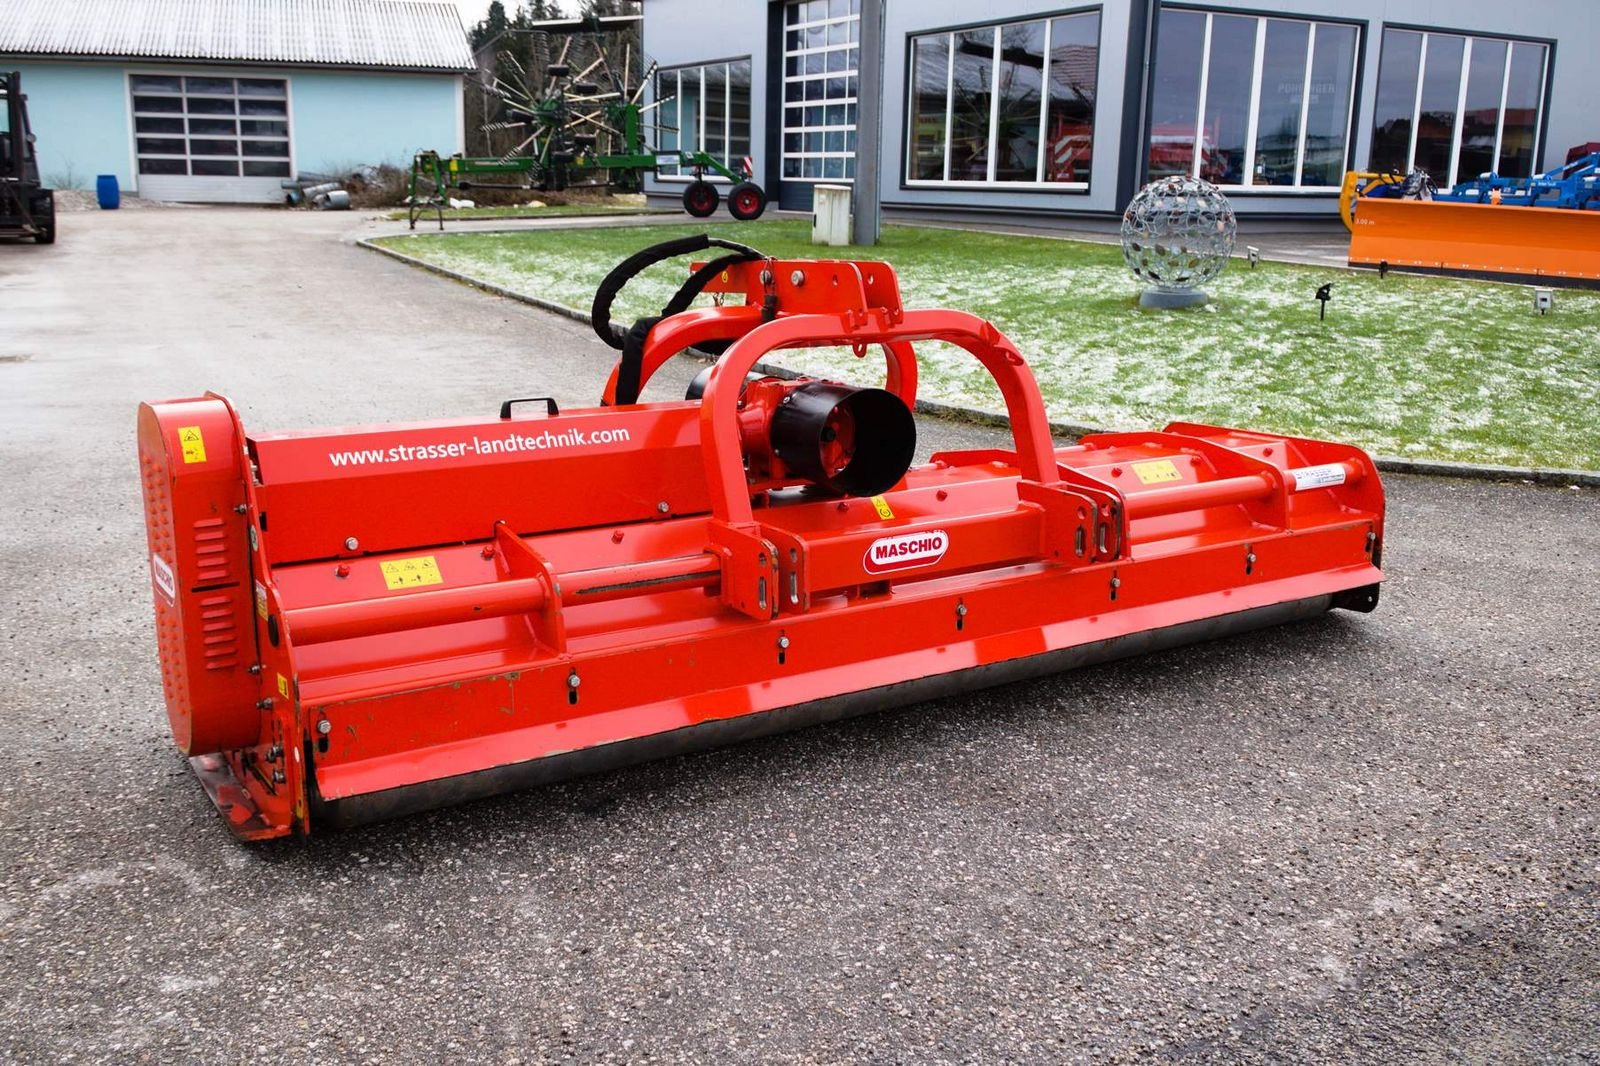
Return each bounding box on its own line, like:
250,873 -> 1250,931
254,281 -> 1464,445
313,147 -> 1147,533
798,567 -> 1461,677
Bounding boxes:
139,237 -> 1384,839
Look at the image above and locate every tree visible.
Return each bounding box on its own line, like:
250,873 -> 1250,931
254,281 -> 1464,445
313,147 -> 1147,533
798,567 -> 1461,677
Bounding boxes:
468,1 -> 509,51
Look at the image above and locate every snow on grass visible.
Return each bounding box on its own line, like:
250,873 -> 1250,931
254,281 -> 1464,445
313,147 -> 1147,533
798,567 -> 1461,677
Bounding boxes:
373,220 -> 1600,469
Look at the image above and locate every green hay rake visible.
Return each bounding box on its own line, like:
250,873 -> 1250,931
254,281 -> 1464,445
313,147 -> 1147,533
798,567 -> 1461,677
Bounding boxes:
408,16 -> 767,230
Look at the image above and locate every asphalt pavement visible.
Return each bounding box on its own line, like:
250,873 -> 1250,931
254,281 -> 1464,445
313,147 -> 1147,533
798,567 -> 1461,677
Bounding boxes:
0,207 -> 1595,1064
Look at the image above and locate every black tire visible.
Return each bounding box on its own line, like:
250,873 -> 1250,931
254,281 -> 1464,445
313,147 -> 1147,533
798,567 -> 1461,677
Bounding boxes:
727,181 -> 767,221
33,193 -> 55,244
34,207 -> 56,245
682,180 -> 719,218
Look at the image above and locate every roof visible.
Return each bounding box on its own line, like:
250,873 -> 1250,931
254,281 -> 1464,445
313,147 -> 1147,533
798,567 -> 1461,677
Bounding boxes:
0,0 -> 475,72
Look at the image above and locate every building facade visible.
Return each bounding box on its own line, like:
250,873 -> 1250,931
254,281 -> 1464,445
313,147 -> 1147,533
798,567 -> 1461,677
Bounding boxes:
0,0 -> 472,203
641,0 -> 1598,219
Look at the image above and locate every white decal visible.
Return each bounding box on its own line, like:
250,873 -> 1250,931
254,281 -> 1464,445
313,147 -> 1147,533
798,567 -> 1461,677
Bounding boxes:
326,426 -> 632,468
150,553 -> 177,605
863,529 -> 950,575
1291,463 -> 1348,491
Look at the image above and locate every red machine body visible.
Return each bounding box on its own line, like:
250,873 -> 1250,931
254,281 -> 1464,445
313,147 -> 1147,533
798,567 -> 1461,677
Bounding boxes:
139,258 -> 1384,839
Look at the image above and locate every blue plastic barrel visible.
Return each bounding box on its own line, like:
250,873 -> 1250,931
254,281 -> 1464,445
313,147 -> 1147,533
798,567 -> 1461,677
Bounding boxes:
96,174 -> 120,210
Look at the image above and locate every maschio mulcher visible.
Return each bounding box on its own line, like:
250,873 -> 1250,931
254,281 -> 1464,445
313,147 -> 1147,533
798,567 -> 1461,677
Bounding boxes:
139,238 -> 1384,838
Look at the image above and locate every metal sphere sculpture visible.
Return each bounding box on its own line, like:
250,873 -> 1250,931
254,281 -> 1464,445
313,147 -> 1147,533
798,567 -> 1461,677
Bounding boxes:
1120,176 -> 1237,308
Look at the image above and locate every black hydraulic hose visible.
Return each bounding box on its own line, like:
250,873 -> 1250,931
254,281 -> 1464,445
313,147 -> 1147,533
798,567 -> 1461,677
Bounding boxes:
591,234 -> 770,405
590,234 -> 765,350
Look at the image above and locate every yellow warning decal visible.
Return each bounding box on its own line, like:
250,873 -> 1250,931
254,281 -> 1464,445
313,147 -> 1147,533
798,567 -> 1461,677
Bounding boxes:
870,495 -> 895,520
177,425 -> 207,464
276,673 -> 290,699
448,158 -> 459,172
1132,459 -> 1182,485
381,555 -> 443,590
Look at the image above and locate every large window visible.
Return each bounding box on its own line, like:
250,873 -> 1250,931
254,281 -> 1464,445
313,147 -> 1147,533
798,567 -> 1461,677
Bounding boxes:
654,59 -> 752,179
1146,10 -> 1358,189
1369,29 -> 1549,185
130,74 -> 290,178
782,0 -> 859,183
905,10 -> 1101,187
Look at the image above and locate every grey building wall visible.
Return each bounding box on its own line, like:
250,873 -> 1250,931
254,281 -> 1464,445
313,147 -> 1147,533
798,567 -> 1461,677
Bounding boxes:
1149,0 -> 1595,216
642,0 -> 1598,219
881,0 -> 1137,217
639,2 -> 772,202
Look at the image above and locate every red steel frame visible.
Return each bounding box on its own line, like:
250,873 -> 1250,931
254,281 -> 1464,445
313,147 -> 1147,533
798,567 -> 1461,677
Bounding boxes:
138,259 -> 1384,839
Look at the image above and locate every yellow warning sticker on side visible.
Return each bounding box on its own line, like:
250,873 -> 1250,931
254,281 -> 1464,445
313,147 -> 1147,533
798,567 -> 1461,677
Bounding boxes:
1132,459 -> 1182,485
381,555 -> 443,590
871,495 -> 895,520
277,673 -> 290,699
177,425 -> 207,464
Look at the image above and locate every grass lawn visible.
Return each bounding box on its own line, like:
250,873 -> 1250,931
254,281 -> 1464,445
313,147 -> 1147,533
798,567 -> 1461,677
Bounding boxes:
372,220 -> 1600,469
384,203 -> 658,222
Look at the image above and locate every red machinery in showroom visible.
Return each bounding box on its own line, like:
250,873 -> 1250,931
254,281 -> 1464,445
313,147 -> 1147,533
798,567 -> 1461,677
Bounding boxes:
139,238 -> 1384,839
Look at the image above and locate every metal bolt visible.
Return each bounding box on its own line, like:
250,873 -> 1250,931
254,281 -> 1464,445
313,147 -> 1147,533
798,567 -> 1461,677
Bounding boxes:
266,745 -> 282,760
1110,577 -> 1122,589
567,672 -> 581,689
790,269 -> 805,286
317,719 -> 332,735
760,268 -> 773,285
956,603 -> 968,617
656,501 -> 669,514
234,503 -> 248,514
271,769 -> 286,784
481,545 -> 496,559
1246,552 -> 1257,564
248,526 -> 259,551
248,664 -> 262,675
777,636 -> 791,649
344,536 -> 359,551
256,697 -> 274,710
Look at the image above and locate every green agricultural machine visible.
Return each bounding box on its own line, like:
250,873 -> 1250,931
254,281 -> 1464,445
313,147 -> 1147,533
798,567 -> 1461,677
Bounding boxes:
409,16 -> 766,230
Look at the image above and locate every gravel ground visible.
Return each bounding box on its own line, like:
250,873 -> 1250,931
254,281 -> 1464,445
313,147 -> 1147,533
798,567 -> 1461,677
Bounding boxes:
0,208 -> 1596,1064
50,189 -> 194,211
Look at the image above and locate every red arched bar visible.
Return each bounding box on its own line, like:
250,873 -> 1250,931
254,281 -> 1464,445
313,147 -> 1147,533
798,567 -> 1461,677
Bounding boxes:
605,305 -> 920,410
697,308 -> 1061,527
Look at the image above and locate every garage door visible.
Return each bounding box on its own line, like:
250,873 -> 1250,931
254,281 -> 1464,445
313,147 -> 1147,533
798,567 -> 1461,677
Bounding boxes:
130,74 -> 292,203
776,0 -> 859,211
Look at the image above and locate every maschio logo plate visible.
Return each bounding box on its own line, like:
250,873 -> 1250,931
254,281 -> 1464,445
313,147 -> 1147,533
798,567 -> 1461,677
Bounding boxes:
150,552 -> 177,605
863,529 -> 950,575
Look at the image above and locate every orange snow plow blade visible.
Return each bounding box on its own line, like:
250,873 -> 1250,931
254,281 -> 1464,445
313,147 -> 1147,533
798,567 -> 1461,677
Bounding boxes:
1348,198 -> 1600,288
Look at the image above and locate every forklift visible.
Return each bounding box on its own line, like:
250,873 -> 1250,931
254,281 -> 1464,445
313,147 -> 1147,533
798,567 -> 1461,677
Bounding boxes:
1,71 -> 55,244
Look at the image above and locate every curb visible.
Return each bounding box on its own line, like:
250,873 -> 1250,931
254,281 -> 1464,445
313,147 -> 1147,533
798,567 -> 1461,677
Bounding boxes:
359,236 -> 1598,489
